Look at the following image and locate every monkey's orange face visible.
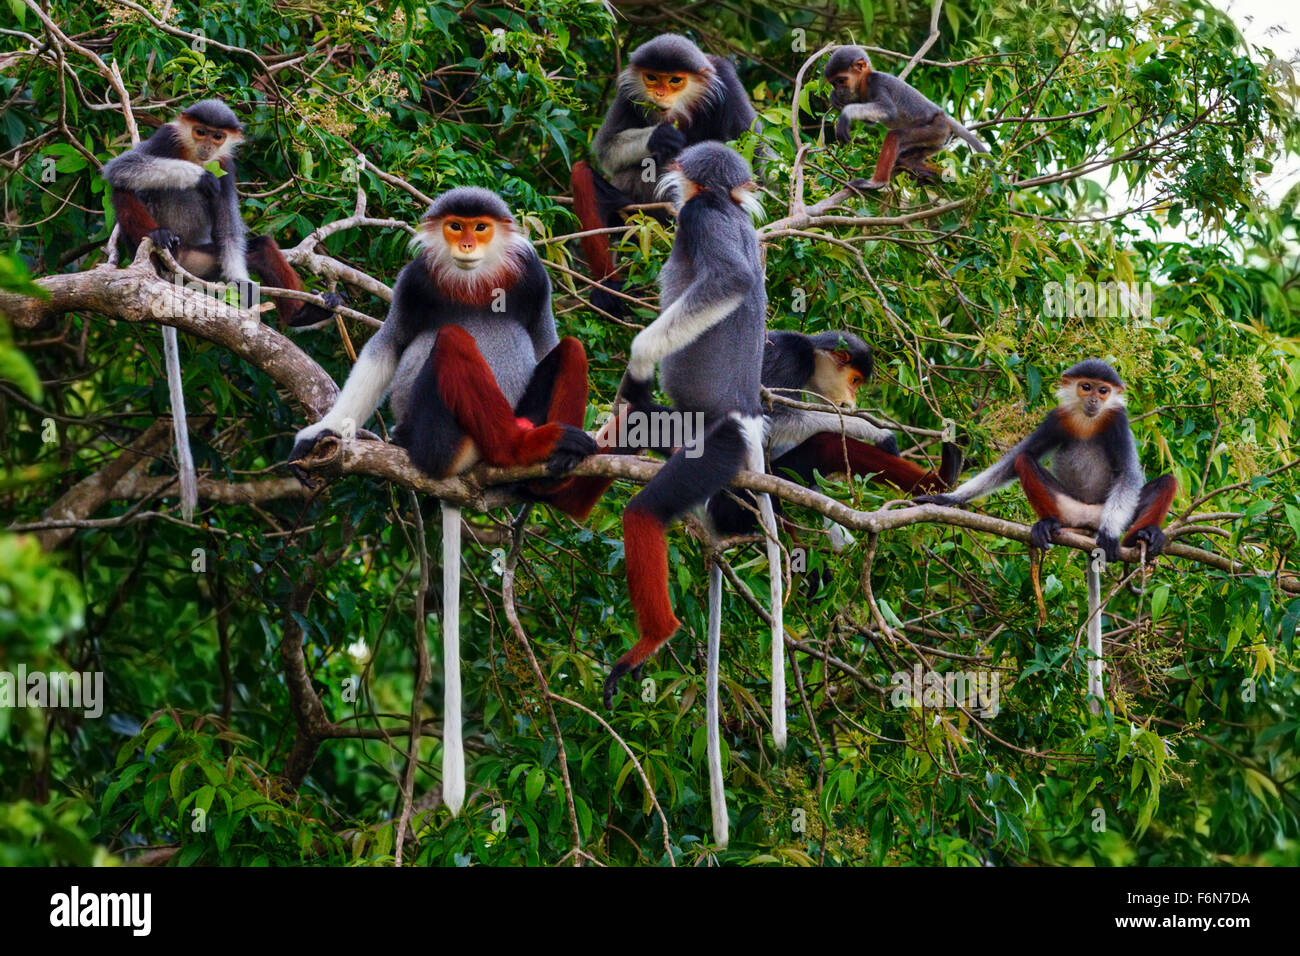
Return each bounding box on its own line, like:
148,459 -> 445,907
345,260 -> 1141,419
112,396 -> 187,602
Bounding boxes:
1071,378 -> 1119,418
441,216 -> 497,269
812,349 -> 867,408
638,69 -> 692,108
180,118 -> 241,163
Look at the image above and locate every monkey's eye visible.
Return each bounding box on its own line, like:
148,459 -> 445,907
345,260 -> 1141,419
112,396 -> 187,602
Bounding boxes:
194,128 -> 208,138
644,73 -> 659,84
1098,386 -> 1109,395
212,132 -> 225,142
668,76 -> 685,87
1080,382 -> 1091,391
447,222 -> 462,232
474,222 -> 489,233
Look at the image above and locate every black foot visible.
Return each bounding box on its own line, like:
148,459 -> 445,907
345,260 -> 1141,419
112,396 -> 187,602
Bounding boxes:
901,164 -> 941,184
603,660 -> 645,710
1129,525 -> 1166,560
874,432 -> 900,455
287,290 -> 349,330
145,228 -> 180,255
546,425 -> 598,476
603,661 -> 629,710
849,178 -> 887,193
914,492 -> 960,507
1031,517 -> 1063,551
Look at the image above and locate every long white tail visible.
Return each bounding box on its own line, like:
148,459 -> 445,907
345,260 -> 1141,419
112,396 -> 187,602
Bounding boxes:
756,491 -> 786,750
706,562 -> 728,848
161,327 -> 197,520
441,501 -> 465,815
739,414 -> 787,752
1086,557 -> 1104,715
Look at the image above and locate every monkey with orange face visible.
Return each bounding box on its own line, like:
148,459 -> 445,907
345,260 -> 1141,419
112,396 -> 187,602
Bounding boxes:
917,359 -> 1177,562
570,33 -> 761,315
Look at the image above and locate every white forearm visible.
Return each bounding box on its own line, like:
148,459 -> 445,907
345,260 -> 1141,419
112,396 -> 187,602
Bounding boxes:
297,344 -> 397,441
842,102 -> 890,125
627,295 -> 742,381
765,410 -> 891,460
601,127 -> 655,174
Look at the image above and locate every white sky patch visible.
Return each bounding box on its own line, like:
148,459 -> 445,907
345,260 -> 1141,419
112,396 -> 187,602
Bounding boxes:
1214,0 -> 1300,204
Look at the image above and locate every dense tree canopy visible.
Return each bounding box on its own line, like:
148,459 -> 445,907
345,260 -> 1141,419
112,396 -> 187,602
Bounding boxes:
2,0 -> 1298,866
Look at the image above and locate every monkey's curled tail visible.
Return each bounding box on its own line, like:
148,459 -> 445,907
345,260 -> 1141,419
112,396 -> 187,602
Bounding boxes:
161,327 -> 198,521
949,118 -> 989,153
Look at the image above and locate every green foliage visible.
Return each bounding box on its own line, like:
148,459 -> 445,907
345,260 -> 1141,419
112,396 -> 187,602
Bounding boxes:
1,0 -> 1298,866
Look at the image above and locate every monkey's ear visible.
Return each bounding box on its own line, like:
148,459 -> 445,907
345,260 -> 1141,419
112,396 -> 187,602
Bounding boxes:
852,57 -> 869,72
832,349 -> 853,367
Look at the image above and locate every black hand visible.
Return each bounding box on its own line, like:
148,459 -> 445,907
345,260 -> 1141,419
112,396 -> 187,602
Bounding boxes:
1031,517 -> 1062,551
647,123 -> 686,161
196,170 -> 221,200
616,371 -> 654,410
145,228 -> 181,254
1094,529 -> 1121,563
1131,526 -> 1167,560
874,432 -> 900,456
231,279 -> 259,310
287,430 -> 337,486
836,114 -> 853,144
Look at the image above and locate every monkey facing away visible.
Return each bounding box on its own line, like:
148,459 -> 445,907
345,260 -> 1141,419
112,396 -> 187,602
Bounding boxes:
571,33 -> 761,315
916,359 -> 1177,562
824,45 -> 989,190
289,187 -> 598,816
103,99 -> 345,329
599,142 -> 780,848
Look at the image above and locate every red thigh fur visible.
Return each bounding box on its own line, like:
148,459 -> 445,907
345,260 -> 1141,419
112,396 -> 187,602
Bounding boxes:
1015,453 -> 1063,519
1123,475 -> 1177,545
435,326 -> 565,467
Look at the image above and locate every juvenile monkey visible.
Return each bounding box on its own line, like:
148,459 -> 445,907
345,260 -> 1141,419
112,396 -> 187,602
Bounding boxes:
916,359 -> 1176,562
824,45 -> 988,190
